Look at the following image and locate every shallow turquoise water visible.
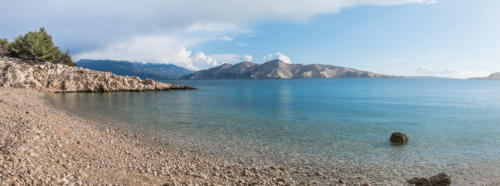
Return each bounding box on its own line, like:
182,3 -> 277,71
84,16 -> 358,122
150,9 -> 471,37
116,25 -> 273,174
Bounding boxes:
48,78 -> 500,183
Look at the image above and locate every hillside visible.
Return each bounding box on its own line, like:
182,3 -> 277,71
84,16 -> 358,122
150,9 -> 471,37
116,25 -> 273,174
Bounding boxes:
77,59 -> 193,80
0,56 -> 194,92
183,59 -> 392,79
470,72 -> 500,80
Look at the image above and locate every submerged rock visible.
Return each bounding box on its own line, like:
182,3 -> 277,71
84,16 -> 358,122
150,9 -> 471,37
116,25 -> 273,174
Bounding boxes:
407,177 -> 431,186
407,173 -> 451,186
0,56 -> 195,92
389,132 -> 408,145
429,173 -> 451,186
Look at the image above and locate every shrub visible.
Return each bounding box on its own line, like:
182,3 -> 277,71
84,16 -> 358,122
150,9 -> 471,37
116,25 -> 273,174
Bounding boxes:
55,50 -> 76,66
0,38 -> 8,56
7,27 -> 75,66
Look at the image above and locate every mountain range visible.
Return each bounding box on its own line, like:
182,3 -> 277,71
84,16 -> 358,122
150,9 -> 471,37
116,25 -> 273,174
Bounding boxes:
77,59 -> 193,80
182,59 -> 392,79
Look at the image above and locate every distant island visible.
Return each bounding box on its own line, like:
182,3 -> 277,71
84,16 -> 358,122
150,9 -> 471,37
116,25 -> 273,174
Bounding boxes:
470,72 -> 500,80
77,59 -> 193,80
182,59 -> 393,79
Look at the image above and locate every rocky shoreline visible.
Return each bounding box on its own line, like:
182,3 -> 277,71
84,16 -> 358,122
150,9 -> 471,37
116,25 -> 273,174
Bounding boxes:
1,88 -> 467,186
0,56 -> 195,92
0,57 -> 472,185
0,88 -> 349,185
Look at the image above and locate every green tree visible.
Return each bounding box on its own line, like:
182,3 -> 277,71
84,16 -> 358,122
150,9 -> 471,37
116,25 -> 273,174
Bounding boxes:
0,38 -> 8,56
55,50 -> 76,66
8,27 -> 75,66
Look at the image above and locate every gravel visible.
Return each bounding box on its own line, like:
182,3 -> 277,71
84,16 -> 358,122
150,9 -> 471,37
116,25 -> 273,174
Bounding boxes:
2,87 -> 500,185
0,88 -> 345,185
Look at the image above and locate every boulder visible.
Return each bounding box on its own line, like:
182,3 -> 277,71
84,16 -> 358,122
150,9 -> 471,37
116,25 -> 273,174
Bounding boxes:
429,173 -> 451,186
142,78 -> 154,85
407,173 -> 451,186
407,177 -> 431,186
390,132 -> 408,145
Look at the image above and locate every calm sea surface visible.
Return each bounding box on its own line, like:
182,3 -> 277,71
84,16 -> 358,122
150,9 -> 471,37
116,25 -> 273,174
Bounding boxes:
48,78 -> 500,183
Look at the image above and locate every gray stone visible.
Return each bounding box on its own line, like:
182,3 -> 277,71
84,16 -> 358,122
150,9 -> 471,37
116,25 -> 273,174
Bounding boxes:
407,177 -> 430,186
390,132 -> 408,145
407,173 -> 451,186
429,173 -> 451,186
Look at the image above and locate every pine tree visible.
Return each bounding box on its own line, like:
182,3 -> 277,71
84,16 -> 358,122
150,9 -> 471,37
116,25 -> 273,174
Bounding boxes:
0,38 -> 8,56
55,50 -> 76,66
7,27 -> 75,66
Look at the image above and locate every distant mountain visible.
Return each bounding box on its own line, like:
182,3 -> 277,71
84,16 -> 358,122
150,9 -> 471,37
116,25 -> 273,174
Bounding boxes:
77,59 -> 193,80
470,72 -> 500,80
182,59 -> 393,79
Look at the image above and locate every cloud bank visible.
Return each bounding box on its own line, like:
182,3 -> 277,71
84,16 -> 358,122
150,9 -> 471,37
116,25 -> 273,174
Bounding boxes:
416,65 -> 490,79
1,0 -> 436,70
263,53 -> 292,63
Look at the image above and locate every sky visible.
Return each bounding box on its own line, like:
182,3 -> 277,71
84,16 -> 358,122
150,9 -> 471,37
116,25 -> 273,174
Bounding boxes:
1,0 -> 499,78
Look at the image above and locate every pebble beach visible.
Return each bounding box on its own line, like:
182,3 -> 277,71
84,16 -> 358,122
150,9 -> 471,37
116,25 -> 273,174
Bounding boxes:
0,88 -> 346,185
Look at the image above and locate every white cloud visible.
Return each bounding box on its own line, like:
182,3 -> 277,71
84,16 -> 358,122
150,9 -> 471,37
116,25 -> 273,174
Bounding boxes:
417,65 -> 456,74
263,52 -> 292,63
0,0 -> 437,30
1,0 -> 436,70
74,32 -> 254,70
189,52 -> 219,70
415,65 -> 490,79
210,54 -> 254,63
241,55 -> 253,62
74,34 -> 219,71
219,35 -> 233,41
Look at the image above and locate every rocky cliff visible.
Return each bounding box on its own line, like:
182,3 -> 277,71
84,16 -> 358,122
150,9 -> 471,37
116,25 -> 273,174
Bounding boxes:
0,56 -> 195,92
183,59 -> 393,79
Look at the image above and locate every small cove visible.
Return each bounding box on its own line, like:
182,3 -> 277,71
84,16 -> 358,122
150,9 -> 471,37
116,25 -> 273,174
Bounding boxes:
47,78 -> 500,184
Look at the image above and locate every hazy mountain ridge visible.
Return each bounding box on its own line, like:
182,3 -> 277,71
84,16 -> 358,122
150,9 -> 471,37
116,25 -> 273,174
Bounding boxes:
470,72 -> 500,80
77,59 -> 193,80
183,59 -> 393,79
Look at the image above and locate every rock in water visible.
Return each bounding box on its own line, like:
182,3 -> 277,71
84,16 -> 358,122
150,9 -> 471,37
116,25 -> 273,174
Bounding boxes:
407,177 -> 431,186
429,173 -> 451,186
390,132 -> 408,145
407,173 -> 451,186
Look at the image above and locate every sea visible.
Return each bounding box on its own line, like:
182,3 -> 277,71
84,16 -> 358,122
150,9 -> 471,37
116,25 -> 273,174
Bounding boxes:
47,78 -> 500,184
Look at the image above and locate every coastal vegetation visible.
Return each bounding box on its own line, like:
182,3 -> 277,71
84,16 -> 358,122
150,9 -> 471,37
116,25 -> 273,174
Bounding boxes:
0,38 -> 8,56
0,27 -> 75,66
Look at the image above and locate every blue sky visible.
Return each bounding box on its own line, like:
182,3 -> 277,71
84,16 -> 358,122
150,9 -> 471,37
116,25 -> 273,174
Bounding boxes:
1,0 -> 499,78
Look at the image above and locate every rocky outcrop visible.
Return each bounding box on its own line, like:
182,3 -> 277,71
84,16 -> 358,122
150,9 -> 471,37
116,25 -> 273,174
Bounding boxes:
470,72 -> 500,80
182,59 -> 395,79
407,173 -> 451,186
389,132 -> 408,145
0,56 -> 195,92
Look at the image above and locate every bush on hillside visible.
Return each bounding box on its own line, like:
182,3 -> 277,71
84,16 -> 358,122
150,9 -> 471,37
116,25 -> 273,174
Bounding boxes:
0,38 -> 8,56
7,27 -> 76,66
54,50 -> 76,66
